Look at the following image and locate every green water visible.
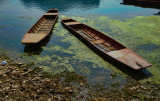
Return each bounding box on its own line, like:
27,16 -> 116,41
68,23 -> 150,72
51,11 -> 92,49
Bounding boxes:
0,0 -> 160,87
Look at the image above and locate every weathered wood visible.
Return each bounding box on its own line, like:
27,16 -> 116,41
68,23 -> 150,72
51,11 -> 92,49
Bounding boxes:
21,9 -> 58,44
61,18 -> 152,70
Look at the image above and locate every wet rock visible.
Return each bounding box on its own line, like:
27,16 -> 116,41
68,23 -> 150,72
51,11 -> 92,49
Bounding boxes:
140,86 -> 147,90
3,74 -> 7,77
45,79 -> 51,83
32,77 -> 41,81
131,99 -> 140,101
12,70 -> 20,75
5,70 -> 11,74
27,67 -> 34,73
22,72 -> 29,77
93,97 -> 106,101
39,66 -> 43,69
5,87 -> 10,91
17,62 -> 23,66
64,87 -> 74,93
47,99 -> 52,101
12,85 -> 19,89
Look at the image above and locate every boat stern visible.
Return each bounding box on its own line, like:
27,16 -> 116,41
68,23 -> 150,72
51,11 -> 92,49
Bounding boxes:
21,33 -> 48,44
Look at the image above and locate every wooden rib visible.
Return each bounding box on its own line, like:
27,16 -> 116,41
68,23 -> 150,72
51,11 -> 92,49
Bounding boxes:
35,20 -> 47,33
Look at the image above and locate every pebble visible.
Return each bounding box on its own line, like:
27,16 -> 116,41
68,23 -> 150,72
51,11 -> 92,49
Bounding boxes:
46,79 -> 51,83
12,70 -> 19,75
1,61 -> 6,66
17,63 -> 23,66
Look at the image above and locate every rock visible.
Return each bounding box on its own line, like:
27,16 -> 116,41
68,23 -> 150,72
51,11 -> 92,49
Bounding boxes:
93,97 -> 106,101
12,70 -> 20,75
17,62 -> 23,66
20,70 -> 24,73
47,99 -> 52,101
1,60 -> 6,66
140,86 -> 147,90
80,82 -> 84,86
5,70 -> 11,74
3,74 -> 7,77
46,79 -> 51,83
64,87 -> 73,93
39,66 -> 43,69
5,87 -> 10,91
12,85 -> 19,89
28,67 -> 34,73
32,77 -> 41,81
22,72 -> 28,77
0,81 -> 2,84
0,70 -> 4,76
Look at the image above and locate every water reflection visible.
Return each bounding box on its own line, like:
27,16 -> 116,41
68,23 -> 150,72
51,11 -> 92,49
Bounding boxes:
20,0 -> 100,13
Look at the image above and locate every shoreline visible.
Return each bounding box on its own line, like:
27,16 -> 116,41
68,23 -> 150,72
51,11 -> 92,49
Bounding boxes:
0,53 -> 160,100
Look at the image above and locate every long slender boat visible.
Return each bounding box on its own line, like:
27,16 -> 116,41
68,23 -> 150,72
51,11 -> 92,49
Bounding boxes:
61,18 -> 152,70
122,0 -> 160,8
21,9 -> 58,44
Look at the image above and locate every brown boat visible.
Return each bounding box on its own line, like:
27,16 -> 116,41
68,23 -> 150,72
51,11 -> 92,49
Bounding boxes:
122,0 -> 160,9
61,18 -> 152,70
21,9 -> 58,44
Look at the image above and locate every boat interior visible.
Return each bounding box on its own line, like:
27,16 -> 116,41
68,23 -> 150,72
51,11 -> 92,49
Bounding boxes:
28,15 -> 57,34
62,19 -> 126,52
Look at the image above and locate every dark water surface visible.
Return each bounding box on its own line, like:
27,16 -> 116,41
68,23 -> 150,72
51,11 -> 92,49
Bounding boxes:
0,0 -> 160,86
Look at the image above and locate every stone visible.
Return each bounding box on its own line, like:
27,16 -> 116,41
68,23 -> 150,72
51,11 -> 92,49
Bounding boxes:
17,63 -> 23,66
46,79 -> 51,83
28,67 -> 34,73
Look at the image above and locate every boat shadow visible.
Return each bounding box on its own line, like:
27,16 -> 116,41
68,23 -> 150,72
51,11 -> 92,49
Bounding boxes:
23,33 -> 53,56
104,58 -> 153,81
24,18 -> 58,56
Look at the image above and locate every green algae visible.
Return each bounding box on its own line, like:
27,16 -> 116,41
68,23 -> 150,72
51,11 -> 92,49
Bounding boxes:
0,26 -> 5,29
28,14 -> 160,83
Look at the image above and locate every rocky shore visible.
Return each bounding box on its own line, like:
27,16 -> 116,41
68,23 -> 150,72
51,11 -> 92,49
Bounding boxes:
0,53 -> 160,101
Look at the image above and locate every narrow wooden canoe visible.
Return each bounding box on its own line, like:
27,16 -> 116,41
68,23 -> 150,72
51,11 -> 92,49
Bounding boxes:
61,18 -> 152,70
122,0 -> 160,7
21,9 -> 58,44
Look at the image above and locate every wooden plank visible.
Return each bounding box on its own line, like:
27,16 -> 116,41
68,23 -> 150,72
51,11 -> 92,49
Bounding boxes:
21,33 -> 47,43
65,22 -> 81,25
44,13 -> 58,15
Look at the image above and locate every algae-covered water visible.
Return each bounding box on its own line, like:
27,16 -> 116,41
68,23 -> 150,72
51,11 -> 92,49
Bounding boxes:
0,0 -> 160,87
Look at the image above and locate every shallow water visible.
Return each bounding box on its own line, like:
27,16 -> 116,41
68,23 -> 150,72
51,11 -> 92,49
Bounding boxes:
0,0 -> 160,86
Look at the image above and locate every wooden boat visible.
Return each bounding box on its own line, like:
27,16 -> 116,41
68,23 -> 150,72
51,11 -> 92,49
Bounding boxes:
122,0 -> 160,8
21,9 -> 58,44
61,18 -> 152,70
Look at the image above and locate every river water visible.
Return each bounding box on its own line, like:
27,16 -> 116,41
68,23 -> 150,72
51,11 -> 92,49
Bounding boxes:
0,0 -> 160,86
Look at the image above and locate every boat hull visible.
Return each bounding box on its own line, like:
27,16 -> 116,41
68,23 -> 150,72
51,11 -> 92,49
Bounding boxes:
21,9 -> 58,44
61,18 -> 152,70
122,0 -> 160,8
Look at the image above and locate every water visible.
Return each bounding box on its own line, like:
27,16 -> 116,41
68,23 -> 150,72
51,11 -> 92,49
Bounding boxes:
0,0 -> 160,86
